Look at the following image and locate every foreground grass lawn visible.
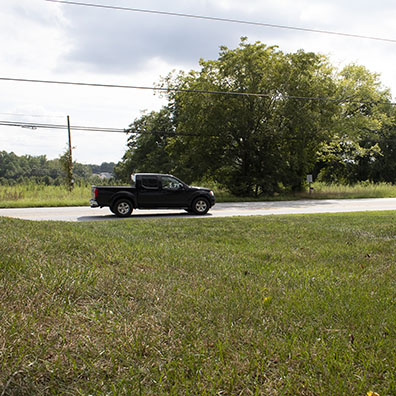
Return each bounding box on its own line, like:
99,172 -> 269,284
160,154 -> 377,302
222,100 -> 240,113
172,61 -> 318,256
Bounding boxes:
0,213 -> 395,395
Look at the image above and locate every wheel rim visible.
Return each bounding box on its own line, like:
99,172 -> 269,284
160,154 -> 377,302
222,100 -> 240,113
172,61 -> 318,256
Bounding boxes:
195,200 -> 208,213
117,202 -> 130,215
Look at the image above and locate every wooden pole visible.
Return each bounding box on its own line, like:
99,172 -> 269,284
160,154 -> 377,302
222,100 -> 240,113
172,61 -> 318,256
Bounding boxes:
67,115 -> 74,190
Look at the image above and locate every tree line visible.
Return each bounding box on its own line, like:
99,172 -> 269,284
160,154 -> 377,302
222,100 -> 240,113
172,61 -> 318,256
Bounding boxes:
0,150 -> 115,185
115,38 -> 396,196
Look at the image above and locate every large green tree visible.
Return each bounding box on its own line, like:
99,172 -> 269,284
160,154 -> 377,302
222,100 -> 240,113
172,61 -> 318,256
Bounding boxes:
159,39 -> 338,195
315,64 -> 394,183
117,38 -> 395,194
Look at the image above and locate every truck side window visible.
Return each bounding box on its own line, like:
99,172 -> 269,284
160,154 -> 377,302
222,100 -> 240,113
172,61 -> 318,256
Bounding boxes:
141,176 -> 159,189
161,176 -> 183,190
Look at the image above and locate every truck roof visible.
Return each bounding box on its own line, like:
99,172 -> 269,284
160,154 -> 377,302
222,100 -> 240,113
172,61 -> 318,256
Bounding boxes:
134,173 -> 174,177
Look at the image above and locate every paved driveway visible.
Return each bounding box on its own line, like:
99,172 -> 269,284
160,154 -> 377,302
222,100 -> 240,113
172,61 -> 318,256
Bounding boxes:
1,198 -> 396,221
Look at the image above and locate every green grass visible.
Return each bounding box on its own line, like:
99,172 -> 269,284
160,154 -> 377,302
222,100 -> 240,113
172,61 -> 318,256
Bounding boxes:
0,213 -> 395,395
214,182 -> 396,202
0,184 -> 90,208
2,181 -> 396,208
305,181 -> 396,199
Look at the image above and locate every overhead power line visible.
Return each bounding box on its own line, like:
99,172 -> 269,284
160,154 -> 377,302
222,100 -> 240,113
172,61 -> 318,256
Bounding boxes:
0,76 -> 395,105
0,120 -> 199,136
0,77 -> 162,93
44,0 -> 396,43
0,120 -> 128,133
4,120 -> 395,142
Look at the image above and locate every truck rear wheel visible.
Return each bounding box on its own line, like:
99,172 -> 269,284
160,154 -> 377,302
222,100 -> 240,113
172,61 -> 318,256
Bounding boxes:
191,197 -> 210,215
113,199 -> 133,217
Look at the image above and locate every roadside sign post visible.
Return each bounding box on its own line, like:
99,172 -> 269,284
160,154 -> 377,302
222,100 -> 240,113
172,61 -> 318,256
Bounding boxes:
307,174 -> 313,194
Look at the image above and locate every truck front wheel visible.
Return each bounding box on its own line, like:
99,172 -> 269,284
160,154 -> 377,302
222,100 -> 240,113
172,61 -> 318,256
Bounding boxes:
113,199 -> 133,217
191,197 -> 210,215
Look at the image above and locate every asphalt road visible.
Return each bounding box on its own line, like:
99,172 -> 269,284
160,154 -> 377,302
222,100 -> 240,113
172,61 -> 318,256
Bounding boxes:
1,198 -> 396,222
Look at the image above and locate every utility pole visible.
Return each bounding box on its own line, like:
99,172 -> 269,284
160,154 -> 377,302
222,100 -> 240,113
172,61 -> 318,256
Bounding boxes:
67,115 -> 74,190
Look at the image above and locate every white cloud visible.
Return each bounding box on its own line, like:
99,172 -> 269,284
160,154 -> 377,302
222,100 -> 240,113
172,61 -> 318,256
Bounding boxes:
0,1 -> 69,74
299,3 -> 338,25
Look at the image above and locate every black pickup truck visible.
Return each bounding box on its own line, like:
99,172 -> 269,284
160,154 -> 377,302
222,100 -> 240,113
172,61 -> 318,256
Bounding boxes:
90,173 -> 215,217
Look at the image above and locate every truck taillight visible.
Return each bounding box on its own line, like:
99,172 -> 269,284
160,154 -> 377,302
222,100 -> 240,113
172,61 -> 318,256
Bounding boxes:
94,187 -> 98,199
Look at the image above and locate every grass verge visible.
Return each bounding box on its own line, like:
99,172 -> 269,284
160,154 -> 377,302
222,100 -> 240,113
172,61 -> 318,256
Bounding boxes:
215,182 -> 396,202
0,213 -> 395,395
0,184 -> 89,208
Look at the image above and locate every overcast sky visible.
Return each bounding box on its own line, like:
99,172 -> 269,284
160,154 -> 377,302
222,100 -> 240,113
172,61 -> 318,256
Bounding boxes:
1,0 -> 396,164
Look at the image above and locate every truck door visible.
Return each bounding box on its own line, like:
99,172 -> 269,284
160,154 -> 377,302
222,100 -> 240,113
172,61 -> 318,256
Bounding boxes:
137,175 -> 163,207
159,175 -> 189,207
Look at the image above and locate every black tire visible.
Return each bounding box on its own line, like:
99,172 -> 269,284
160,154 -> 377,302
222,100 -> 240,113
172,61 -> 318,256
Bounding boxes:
113,199 -> 133,217
191,197 -> 210,215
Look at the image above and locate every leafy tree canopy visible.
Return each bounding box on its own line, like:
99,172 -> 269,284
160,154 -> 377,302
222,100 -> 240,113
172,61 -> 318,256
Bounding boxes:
117,38 -> 395,194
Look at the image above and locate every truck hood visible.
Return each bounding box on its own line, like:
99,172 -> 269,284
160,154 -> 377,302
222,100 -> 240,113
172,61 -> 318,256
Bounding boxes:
190,186 -> 212,192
